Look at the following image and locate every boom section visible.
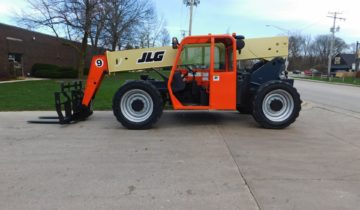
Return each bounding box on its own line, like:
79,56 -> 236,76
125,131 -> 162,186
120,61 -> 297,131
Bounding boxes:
106,46 -> 177,73
105,36 -> 288,74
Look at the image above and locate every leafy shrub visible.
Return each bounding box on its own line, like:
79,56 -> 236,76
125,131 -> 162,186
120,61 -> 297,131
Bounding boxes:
31,63 -> 78,78
31,64 -> 58,75
84,67 -> 90,75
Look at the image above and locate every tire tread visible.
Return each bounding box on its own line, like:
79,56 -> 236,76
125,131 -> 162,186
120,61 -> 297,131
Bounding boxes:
112,80 -> 163,129
252,80 -> 301,129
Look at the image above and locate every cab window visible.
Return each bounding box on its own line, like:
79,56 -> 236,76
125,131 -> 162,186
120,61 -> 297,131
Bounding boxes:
180,44 -> 211,68
213,41 -> 233,72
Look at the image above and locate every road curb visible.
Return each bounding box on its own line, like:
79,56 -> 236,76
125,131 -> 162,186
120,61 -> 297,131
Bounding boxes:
293,77 -> 360,88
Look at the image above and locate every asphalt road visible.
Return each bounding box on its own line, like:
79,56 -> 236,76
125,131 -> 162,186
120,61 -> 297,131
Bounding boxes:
1,106 -> 360,209
294,80 -> 360,114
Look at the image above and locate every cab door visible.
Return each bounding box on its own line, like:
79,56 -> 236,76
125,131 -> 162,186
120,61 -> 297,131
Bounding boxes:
209,37 -> 237,110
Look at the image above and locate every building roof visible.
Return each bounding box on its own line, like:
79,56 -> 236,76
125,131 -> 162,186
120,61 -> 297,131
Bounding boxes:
0,22 -> 105,53
335,53 -> 356,65
0,22 -> 72,43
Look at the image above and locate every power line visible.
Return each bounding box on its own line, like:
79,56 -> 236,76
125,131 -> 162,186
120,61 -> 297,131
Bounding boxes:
298,19 -> 323,32
326,12 -> 345,77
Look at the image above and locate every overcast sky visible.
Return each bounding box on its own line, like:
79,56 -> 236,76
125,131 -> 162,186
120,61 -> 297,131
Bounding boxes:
0,0 -> 359,43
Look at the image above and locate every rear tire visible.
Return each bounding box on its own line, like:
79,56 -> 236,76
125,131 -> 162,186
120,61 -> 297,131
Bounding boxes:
252,80 -> 301,129
113,81 -> 163,129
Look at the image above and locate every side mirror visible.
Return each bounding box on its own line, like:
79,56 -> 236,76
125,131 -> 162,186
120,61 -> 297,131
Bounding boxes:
172,37 -> 179,49
235,35 -> 245,54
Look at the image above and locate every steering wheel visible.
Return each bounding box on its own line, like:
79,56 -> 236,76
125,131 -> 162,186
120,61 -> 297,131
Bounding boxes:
181,65 -> 196,80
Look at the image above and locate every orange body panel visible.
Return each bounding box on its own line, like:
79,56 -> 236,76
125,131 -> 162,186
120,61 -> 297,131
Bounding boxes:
209,37 -> 237,110
82,55 -> 108,106
209,71 -> 236,110
167,44 -> 190,110
168,34 -> 237,111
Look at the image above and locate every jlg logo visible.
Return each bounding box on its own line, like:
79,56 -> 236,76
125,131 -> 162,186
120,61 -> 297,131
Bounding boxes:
137,51 -> 165,63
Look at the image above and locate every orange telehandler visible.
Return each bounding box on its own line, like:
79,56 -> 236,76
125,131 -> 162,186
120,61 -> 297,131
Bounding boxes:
30,33 -> 301,129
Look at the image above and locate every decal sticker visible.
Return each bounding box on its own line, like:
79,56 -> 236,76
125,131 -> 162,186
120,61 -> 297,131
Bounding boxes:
137,51 -> 165,63
95,59 -> 104,67
213,75 -> 220,81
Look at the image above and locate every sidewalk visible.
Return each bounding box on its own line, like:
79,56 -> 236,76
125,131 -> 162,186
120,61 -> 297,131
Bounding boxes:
0,77 -> 49,84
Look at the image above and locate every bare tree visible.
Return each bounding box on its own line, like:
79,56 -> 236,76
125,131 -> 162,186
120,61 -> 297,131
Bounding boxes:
310,35 -> 348,65
288,34 -> 305,58
302,35 -> 312,57
287,33 -> 349,71
20,0 -> 63,37
62,0 -> 100,78
20,0 -> 102,78
137,15 -> 170,48
103,0 -> 154,51
288,33 -> 306,70
89,2 -> 106,48
160,28 -> 170,46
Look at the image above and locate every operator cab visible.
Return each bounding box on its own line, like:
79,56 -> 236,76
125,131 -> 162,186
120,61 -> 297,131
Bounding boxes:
169,34 -> 242,110
171,43 -> 211,106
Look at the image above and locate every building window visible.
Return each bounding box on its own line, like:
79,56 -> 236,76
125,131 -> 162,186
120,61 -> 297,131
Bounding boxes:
334,57 -> 341,65
8,53 -> 23,77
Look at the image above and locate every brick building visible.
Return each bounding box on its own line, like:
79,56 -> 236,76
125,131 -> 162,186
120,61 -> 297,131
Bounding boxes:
0,23 -> 102,79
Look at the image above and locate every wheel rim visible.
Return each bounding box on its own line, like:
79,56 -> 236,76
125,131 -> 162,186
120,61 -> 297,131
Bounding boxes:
120,89 -> 154,123
262,89 -> 294,122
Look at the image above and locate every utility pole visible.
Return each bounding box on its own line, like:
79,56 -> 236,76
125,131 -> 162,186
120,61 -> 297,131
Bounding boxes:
354,41 -> 360,72
184,0 -> 200,36
326,12 -> 345,77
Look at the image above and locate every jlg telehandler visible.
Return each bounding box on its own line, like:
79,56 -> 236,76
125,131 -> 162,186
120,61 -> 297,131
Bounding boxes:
30,33 -> 301,129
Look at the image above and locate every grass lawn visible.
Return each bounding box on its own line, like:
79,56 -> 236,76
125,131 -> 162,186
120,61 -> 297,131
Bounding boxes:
0,71 -> 168,111
295,76 -> 360,86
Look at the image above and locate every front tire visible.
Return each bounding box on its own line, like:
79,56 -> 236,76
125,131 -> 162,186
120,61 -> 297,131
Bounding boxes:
236,105 -> 252,114
113,81 -> 163,129
252,81 -> 301,129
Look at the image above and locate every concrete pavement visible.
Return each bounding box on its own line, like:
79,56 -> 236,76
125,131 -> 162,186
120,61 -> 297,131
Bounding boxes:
1,105 -> 360,209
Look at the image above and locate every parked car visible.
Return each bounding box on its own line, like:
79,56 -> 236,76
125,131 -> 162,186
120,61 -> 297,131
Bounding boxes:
304,69 -> 321,76
292,70 -> 301,74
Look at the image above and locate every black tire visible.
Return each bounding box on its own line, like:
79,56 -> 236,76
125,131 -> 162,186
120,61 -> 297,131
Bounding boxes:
236,105 -> 252,114
252,80 -> 301,129
236,96 -> 253,114
112,80 -> 163,129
